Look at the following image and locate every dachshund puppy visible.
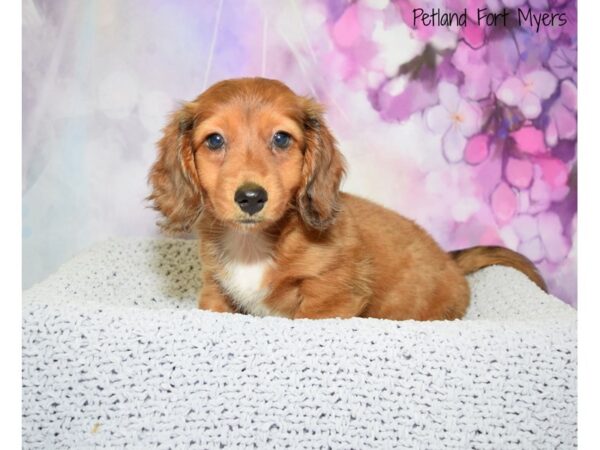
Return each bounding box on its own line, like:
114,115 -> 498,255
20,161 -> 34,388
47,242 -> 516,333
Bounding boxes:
148,78 -> 546,320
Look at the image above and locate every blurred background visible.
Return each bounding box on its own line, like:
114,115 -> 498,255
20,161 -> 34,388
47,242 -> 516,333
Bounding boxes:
22,0 -> 577,305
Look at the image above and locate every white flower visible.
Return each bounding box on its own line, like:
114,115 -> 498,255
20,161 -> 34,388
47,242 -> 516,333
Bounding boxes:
425,82 -> 482,162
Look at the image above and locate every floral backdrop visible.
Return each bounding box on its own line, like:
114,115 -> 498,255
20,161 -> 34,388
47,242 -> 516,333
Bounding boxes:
23,0 -> 577,305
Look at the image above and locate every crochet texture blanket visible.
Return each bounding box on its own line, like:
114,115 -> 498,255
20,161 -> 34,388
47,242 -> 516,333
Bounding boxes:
22,238 -> 577,449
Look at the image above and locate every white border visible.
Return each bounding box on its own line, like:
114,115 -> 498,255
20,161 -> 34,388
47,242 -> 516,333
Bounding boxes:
578,0 -> 598,447
11,1 -> 591,448
0,0 -> 22,446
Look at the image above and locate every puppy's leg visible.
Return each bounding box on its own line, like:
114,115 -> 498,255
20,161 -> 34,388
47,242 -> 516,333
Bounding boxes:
198,273 -> 235,313
294,267 -> 369,319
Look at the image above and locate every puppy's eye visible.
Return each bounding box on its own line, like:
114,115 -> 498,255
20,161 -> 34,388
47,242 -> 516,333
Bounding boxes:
205,133 -> 225,150
272,131 -> 292,149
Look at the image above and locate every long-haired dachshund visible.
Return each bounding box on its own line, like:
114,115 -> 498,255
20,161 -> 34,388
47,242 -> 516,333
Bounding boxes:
148,77 -> 546,320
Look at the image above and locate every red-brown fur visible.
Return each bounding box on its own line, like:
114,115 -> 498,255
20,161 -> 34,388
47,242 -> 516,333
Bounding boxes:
148,78 -> 547,321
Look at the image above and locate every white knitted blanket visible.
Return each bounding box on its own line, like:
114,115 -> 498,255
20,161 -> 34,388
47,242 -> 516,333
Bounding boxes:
22,238 -> 577,449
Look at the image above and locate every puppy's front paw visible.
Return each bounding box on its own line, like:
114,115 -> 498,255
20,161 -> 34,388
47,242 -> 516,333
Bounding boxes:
198,292 -> 235,313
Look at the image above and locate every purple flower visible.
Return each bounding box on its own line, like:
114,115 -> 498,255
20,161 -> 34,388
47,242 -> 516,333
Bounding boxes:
545,80 -> 577,147
376,77 -> 440,123
548,44 -> 577,80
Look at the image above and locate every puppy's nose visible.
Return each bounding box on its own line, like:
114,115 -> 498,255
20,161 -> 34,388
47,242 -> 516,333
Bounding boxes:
234,184 -> 268,215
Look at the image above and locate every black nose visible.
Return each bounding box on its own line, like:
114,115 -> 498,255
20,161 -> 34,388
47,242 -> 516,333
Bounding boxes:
234,185 -> 268,215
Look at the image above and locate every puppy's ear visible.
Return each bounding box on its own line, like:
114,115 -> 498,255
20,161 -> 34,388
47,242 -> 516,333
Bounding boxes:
297,99 -> 346,230
147,103 -> 203,234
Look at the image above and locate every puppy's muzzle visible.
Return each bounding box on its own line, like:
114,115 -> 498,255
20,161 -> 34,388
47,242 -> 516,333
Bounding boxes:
234,184 -> 268,216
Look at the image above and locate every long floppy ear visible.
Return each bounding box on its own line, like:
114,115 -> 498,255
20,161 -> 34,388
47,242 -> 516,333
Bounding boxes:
297,99 -> 346,230
147,103 -> 203,234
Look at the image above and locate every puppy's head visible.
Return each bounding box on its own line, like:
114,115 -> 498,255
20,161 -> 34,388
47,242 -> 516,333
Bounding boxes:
148,78 -> 345,233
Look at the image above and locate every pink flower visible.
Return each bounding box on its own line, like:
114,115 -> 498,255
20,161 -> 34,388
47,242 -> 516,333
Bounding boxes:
459,18 -> 485,49
537,158 -> 569,187
505,158 -> 534,189
425,82 -> 483,162
479,226 -> 503,246
464,134 -> 489,165
528,163 -> 570,214
511,126 -> 548,155
331,4 -> 361,48
451,42 -> 492,100
497,70 -> 558,119
545,80 -> 577,147
491,182 -> 517,224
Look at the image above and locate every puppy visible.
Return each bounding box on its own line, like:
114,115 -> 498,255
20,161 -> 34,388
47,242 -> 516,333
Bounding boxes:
148,77 -> 546,320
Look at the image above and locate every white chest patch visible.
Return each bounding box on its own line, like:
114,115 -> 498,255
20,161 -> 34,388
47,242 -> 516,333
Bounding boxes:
215,230 -> 277,317
219,259 -> 273,316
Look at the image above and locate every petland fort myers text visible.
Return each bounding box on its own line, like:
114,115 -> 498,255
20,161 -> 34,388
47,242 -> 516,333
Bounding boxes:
413,7 -> 568,32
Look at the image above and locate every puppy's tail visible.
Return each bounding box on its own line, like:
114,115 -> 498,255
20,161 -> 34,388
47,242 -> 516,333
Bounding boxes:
449,246 -> 547,292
